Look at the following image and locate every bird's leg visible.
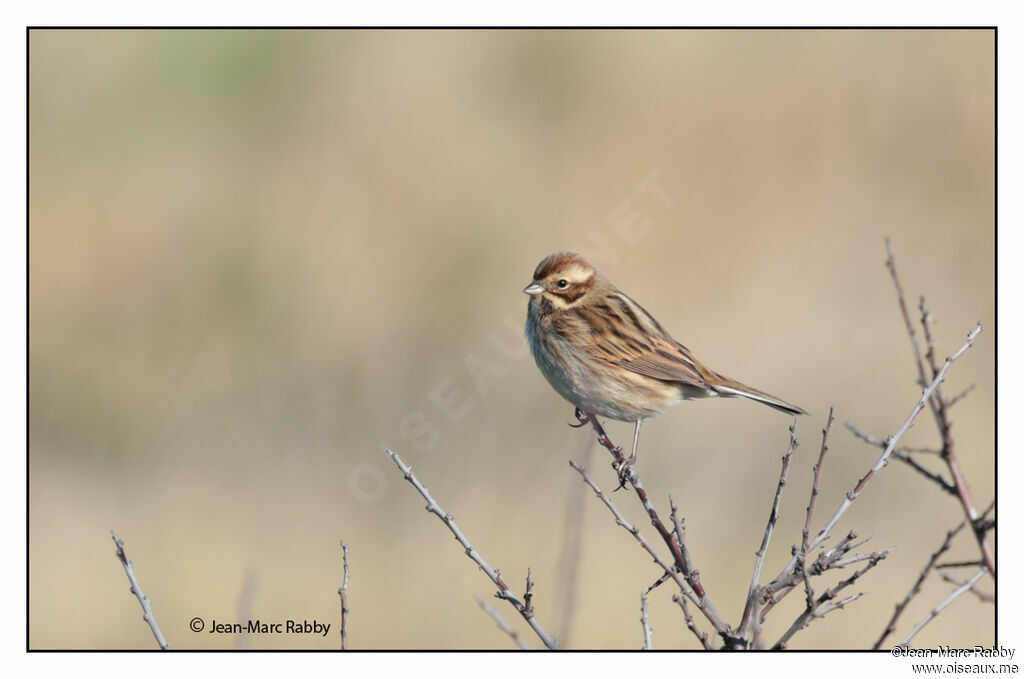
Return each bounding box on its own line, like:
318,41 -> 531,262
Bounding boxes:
614,418 -> 643,489
580,411 -> 622,456
629,417 -> 642,467
576,409 -> 638,487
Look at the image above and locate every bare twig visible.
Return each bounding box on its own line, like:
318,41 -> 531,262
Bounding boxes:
575,410 -> 695,590
640,592 -> 653,650
568,459 -> 734,644
806,323 -> 982,555
919,296 -> 942,386
576,409 -> 733,635
885,239 -> 930,392
672,594 -> 712,650
918,297 -> 993,573
873,521 -> 965,649
764,529 -> 859,609
975,501 -> 996,535
476,597 -> 530,650
946,383 -> 977,408
774,550 -> 891,649
568,461 -> 699,605
339,541 -> 351,650
668,496 -> 704,602
936,560 -> 985,570
942,455 -> 994,577
897,567 -> 988,648
111,531 -> 171,650
803,409 -> 834,560
828,547 -> 893,568
800,408 -> 835,607
939,574 -> 994,603
886,454 -> 955,494
572,412 -> 739,646
777,595 -> 867,650
898,446 -> 944,455
845,421 -> 957,495
759,410 -> 886,620
738,423 -> 798,642
385,449 -> 559,649
886,243 -> 993,578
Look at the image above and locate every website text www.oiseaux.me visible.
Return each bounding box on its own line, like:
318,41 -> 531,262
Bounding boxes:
893,646 -> 1017,675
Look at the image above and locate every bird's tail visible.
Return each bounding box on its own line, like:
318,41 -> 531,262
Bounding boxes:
711,373 -> 807,416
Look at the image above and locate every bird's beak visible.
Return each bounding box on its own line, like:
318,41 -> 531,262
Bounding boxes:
523,282 -> 544,296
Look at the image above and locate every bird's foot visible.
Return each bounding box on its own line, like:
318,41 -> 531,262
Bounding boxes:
569,408 -> 591,428
612,450 -> 636,490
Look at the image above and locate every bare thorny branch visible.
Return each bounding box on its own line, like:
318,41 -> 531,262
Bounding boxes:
897,568 -> 989,648
568,459 -> 717,637
850,240 -> 993,647
384,449 -> 560,649
570,277 -> 981,648
870,239 -> 994,578
381,240 -> 986,650
875,521 -> 963,651
111,531 -> 171,650
573,410 -> 737,647
737,423 -> 799,643
750,409 -> 894,649
845,421 -> 957,496
673,593 -> 712,650
774,550 -> 890,649
939,574 -> 994,603
575,405 -> 891,650
802,407 -> 835,602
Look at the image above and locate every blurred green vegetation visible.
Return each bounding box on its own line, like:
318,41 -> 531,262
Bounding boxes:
29,29 -> 994,649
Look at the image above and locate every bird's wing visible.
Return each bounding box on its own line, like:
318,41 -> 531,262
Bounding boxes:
567,291 -> 712,389
614,344 -> 709,387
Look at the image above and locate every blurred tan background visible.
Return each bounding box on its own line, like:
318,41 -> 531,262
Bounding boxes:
29,29 -> 994,650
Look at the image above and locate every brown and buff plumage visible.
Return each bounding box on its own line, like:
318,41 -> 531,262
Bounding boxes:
524,251 -> 805,481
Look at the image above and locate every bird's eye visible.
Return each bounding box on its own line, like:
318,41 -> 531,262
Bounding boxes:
557,279 -> 569,288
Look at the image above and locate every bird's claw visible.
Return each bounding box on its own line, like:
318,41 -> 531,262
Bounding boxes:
612,459 -> 633,490
570,408 -> 591,427
612,450 -> 637,490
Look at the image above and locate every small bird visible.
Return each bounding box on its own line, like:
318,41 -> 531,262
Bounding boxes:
524,251 -> 806,483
